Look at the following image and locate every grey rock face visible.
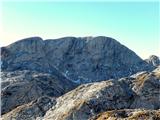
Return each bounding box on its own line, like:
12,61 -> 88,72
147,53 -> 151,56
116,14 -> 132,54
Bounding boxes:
1,36 -> 153,83
1,70 -> 76,115
145,55 -> 160,67
43,68 -> 160,120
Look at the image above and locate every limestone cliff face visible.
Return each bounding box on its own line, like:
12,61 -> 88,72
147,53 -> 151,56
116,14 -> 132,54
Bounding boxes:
1,36 -> 153,83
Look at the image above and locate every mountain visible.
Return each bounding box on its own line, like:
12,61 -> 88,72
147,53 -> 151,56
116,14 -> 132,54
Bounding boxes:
1,36 -> 159,120
2,67 -> 160,120
145,55 -> 160,67
1,36 -> 154,84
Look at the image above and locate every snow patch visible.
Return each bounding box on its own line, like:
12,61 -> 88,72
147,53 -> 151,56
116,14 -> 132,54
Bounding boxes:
73,79 -> 81,84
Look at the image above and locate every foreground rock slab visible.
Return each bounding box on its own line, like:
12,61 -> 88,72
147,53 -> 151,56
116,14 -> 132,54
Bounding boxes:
43,69 -> 160,120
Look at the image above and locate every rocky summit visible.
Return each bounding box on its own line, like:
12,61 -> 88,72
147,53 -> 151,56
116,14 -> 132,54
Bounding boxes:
1,36 -> 160,120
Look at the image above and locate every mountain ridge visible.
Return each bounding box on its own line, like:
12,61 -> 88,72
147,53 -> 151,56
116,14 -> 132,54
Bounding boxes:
1,36 -> 155,84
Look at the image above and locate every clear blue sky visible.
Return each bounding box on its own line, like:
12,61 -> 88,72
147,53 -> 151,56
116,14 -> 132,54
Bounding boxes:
1,1 -> 159,59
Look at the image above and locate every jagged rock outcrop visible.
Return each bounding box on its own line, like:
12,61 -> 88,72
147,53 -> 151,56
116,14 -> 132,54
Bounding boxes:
145,55 -> 160,67
43,68 -> 160,120
1,36 -> 153,84
90,109 -> 160,120
1,70 -> 76,115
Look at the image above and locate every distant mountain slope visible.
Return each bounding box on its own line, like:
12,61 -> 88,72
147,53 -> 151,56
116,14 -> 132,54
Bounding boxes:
1,36 -> 154,83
